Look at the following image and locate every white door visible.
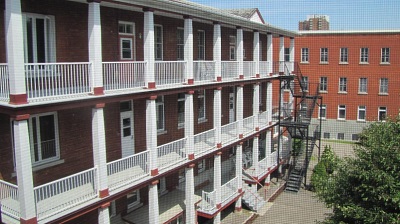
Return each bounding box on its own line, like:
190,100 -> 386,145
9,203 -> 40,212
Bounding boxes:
120,110 -> 134,158
229,88 -> 235,123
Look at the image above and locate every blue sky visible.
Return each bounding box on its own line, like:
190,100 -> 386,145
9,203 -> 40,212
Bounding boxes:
189,0 -> 400,31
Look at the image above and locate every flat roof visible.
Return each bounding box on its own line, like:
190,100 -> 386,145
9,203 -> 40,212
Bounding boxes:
299,29 -> 400,35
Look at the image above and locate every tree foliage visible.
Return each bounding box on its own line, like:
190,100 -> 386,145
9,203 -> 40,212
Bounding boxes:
314,117 -> 400,224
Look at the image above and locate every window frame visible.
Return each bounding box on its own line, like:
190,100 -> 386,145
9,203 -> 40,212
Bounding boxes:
197,90 -> 206,122
178,93 -> 185,127
301,48 -> 309,63
198,159 -> 206,173
320,47 -> 328,63
381,48 -> 390,64
154,24 -> 163,61
156,96 -> 165,132
357,105 -> 366,121
360,47 -> 369,63
378,106 -> 387,121
302,76 -> 309,92
379,78 -> 388,94
338,105 -> 346,120
339,77 -> 347,93
120,38 -> 133,60
319,104 -> 326,119
319,77 -> 327,92
340,47 -> 348,64
229,35 -> 236,60
127,190 -> 140,210
197,30 -> 205,60
358,77 -> 368,94
177,27 -> 184,61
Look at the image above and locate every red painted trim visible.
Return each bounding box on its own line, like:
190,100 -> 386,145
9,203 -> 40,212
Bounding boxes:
239,134 -> 244,139
265,182 -> 270,187
99,189 -> 109,198
255,127 -> 260,131
217,143 -> 222,148
235,207 -> 242,212
216,151 -> 222,156
151,168 -> 158,176
239,75 -> 244,79
147,82 -> 156,89
149,95 -> 157,100
188,163 -> 195,168
216,76 -> 222,82
95,103 -> 105,109
269,121 -> 272,125
269,73 -> 273,76
14,114 -> 30,121
93,87 -> 104,95
151,180 -> 159,185
187,79 -> 194,85
256,73 -> 260,78
101,202 -> 110,209
238,188 -> 242,193
187,90 -> 195,95
188,154 -> 195,160
9,93 -> 28,105
252,176 -> 258,181
20,217 -> 37,224
216,203 -> 221,209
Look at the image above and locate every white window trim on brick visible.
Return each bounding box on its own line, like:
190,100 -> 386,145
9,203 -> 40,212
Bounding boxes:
381,47 -> 390,64
360,47 -> 369,64
358,105 -> 366,121
338,105 -> 346,120
340,47 -> 348,64
379,78 -> 388,95
359,78 -> 368,94
301,48 -> 309,63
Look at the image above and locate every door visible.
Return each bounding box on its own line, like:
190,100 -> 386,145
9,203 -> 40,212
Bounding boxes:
120,102 -> 135,158
229,87 -> 235,123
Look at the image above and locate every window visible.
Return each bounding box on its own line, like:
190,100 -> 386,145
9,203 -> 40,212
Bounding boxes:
319,104 -> 326,119
118,22 -> 134,35
337,133 -> 345,140
284,48 -> 290,62
178,93 -> 185,126
323,132 -> 330,139
259,40 -> 263,61
198,159 -> 206,173
197,30 -> 205,60
352,134 -> 359,141
379,78 -> 388,94
178,168 -> 185,183
302,76 -> 309,91
197,90 -> 206,121
338,105 -> 346,120
154,25 -> 163,60
360,48 -> 369,63
156,96 -> 165,131
177,28 -> 184,60
319,77 -> 327,92
127,190 -> 140,209
340,47 -> 348,63
381,48 -> 390,63
339,77 -> 347,92
320,48 -> 328,63
378,107 -> 387,121
23,13 -> 56,63
229,35 -> 236,60
359,78 -> 368,93
158,177 -> 167,195
118,21 -> 135,60
120,38 -> 133,60
27,112 -> 60,166
358,106 -> 366,121
301,48 -> 309,62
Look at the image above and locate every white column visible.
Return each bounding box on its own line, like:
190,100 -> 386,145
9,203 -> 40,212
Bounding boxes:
267,33 -> 273,76
236,85 -> 244,139
185,91 -> 194,158
266,82 -> 273,124
143,9 -> 155,88
88,1 -> 103,95
235,144 -> 243,211
289,37 -> 295,72
279,35 -> 285,73
5,0 -> 27,104
184,16 -> 194,84
92,104 -> 109,198
185,165 -> 195,224
149,182 -> 160,224
214,88 -> 222,147
253,84 -> 260,130
213,152 -> 222,224
265,130 -> 272,186
253,31 -> 260,77
213,22 -> 222,81
146,96 -> 158,176
236,27 -> 244,79
13,116 -> 36,223
98,206 -> 111,224
253,135 -> 259,180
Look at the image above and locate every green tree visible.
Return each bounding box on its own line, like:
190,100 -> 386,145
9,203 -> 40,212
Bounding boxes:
315,117 -> 400,224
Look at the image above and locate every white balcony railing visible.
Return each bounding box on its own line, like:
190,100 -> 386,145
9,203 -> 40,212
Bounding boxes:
258,111 -> 268,128
107,151 -> 149,192
157,138 -> 187,170
193,61 -> 215,82
243,61 -> 256,78
259,61 -> 269,76
269,151 -> 278,168
258,157 -> 268,177
221,61 -> 238,80
221,177 -> 238,204
200,190 -> 216,212
221,121 -> 238,145
194,128 -> 216,156
34,167 -> 98,220
0,180 -> 19,220
103,61 -> 146,91
25,62 -> 92,101
0,64 -> 9,102
243,116 -> 254,136
155,61 -> 186,86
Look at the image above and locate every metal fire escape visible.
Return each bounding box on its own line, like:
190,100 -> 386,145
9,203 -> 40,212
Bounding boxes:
278,62 -> 322,193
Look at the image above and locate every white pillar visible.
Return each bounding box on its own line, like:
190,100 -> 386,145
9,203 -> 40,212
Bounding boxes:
236,85 -> 244,139
146,96 -> 158,176
143,9 -> 155,88
267,33 -> 273,76
279,35 -> 285,73
265,130 -> 272,186
185,165 -> 195,224
98,206 -> 111,224
236,27 -> 244,79
253,31 -> 260,77
213,22 -> 222,81
88,1 -> 103,95
184,16 -> 194,84
213,152 -> 222,224
214,88 -> 222,147
185,91 -> 194,158
253,84 -> 260,130
289,37 -> 295,72
149,182 -> 160,224
92,104 -> 109,198
5,0 -> 27,104
266,82 -> 273,124
235,144 -> 243,211
253,136 -> 259,179
13,116 -> 36,223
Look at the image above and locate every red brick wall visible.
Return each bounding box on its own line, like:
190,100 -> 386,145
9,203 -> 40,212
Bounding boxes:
0,114 -> 13,182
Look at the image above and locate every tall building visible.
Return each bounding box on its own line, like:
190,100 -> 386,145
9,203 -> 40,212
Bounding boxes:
299,15 -> 330,31
297,30 -> 400,141
0,1 -> 320,224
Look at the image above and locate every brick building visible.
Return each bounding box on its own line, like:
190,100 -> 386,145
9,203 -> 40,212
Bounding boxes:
0,0 -> 318,223
298,15 -> 330,31
296,30 -> 400,141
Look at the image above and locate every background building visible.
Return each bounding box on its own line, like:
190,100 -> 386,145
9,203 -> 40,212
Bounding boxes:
299,15 -> 330,31
296,30 -> 400,141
